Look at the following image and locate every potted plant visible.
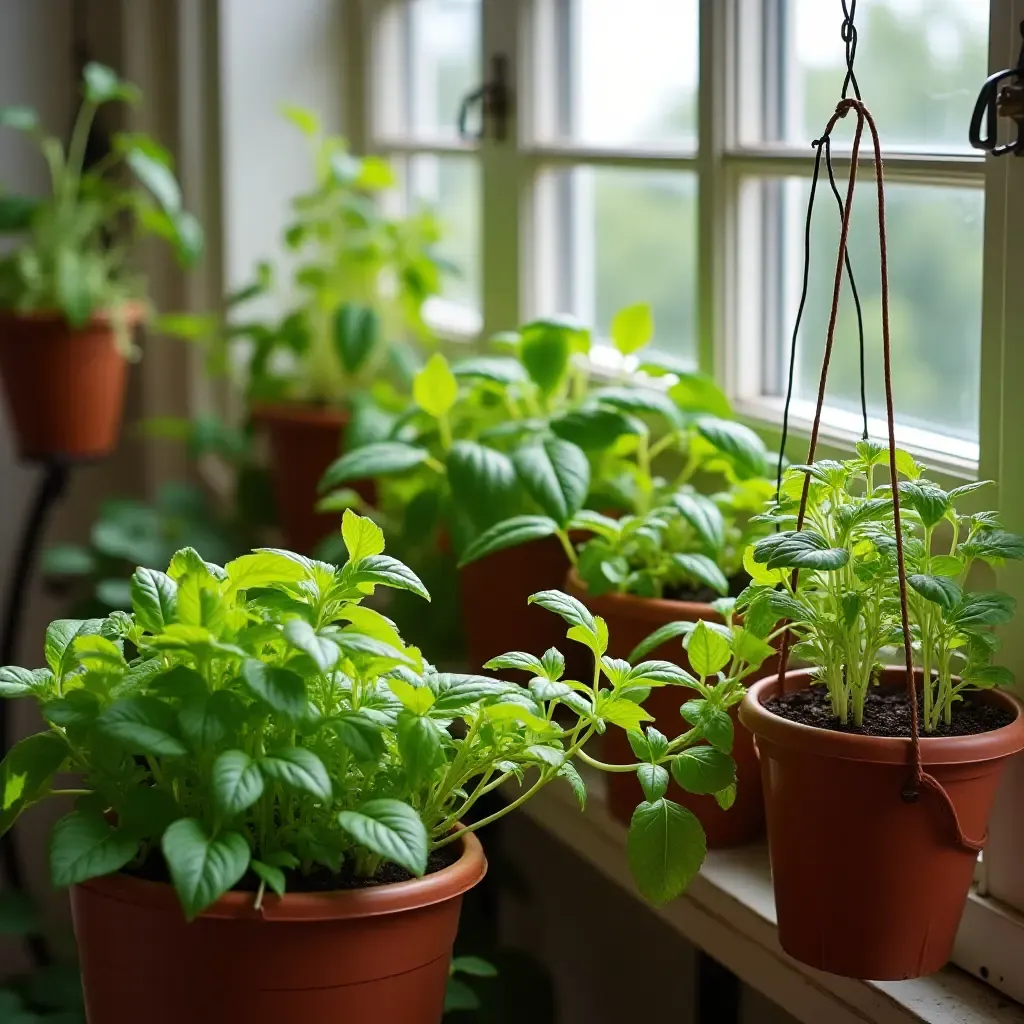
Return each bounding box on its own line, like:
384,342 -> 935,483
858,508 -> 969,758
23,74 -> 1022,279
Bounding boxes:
0,509 -> 737,1021
168,106 -> 447,552
0,63 -> 202,460
738,441 -> 1024,979
321,303 -> 749,672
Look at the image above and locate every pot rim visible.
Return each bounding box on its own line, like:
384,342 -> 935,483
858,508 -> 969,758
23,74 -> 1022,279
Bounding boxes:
0,301 -> 146,329
75,830 -> 487,923
251,400 -> 350,428
565,567 -> 724,625
740,668 -> 1024,766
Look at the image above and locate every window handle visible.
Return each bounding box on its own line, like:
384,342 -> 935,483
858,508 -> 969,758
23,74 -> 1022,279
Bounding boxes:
457,54 -> 511,142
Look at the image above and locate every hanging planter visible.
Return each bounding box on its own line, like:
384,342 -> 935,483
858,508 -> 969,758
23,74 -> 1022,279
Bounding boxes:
567,571 -> 770,847
0,64 -> 202,463
737,98 -> 1024,980
71,833 -> 486,1024
0,306 -> 141,460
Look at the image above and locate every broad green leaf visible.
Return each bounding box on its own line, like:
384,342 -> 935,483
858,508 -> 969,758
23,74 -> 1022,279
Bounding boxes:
329,713 -> 386,760
45,618 -> 103,679
671,747 -> 736,795
929,555 -> 964,577
50,811 -> 138,888
627,799 -> 706,903
541,648 -> 565,680
73,635 -> 126,672
667,373 -> 733,418
681,701 -> 734,753
0,107 -> 39,131
281,104 -> 320,135
672,492 -> 726,550
341,509 -> 386,562
397,711 -> 444,781
963,665 -> 1015,688
529,678 -> 573,701
752,530 -> 849,572
179,691 -> 243,749
685,621 -> 731,677
715,784 -> 737,811
241,661 -> 308,719
162,819 -> 250,920
389,677 -> 436,714
592,386 -> 685,427
127,148 -> 182,214
599,697 -> 654,732
672,553 -> 729,596
951,592 -> 1016,628
450,356 -> 527,384
339,799 -> 428,875
484,651 -> 546,675
259,747 -> 332,800
0,666 -> 52,699
908,574 -> 963,612
333,303 -> 380,374
167,546 -> 227,582
211,750 -> 264,815
351,554 -> 430,601
627,621 -> 692,663
459,515 -> 560,567
520,321 -> 572,395
447,442 -> 520,531
550,408 -> 641,451
637,763 -> 669,802
695,417 -> 767,478
528,589 -> 596,631
610,302 -> 653,355
130,568 -> 179,633
83,62 -> 138,104
742,545 -> 786,587
251,859 -> 286,898
283,619 -> 340,673
961,530 -> 1024,564
413,353 -> 458,418
451,956 -> 499,978
731,628 -> 775,671
97,697 -> 187,756
513,438 -> 589,526
0,733 -> 69,835
225,551 -> 307,592
320,442 -> 429,489
898,481 -> 950,529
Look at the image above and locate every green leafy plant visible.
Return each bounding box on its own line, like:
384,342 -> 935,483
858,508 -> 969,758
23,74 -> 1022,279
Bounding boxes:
742,441 -> 1024,730
320,305 -> 769,565
43,415 -> 275,614
444,955 -> 498,1016
1,510 -> 745,917
164,106 -> 445,404
0,63 -> 202,351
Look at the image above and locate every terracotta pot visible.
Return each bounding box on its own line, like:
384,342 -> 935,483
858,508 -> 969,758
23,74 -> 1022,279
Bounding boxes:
567,570 -> 769,848
0,308 -> 138,460
252,402 -> 376,553
741,669 -> 1024,979
71,832 -> 487,1024
459,536 -> 573,674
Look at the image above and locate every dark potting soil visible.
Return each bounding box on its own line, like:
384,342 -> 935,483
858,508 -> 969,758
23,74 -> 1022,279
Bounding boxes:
766,686 -> 1014,738
124,843 -> 460,894
661,571 -> 750,605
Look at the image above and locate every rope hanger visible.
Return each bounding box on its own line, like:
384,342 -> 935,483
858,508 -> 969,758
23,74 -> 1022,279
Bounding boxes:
771,4 -> 984,855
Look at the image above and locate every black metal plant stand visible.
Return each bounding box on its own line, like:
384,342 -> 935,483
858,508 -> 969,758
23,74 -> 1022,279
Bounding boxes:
0,458 -> 74,967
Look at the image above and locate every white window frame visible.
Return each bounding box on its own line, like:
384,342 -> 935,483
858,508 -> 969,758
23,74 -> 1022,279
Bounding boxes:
359,0 -> 1024,1000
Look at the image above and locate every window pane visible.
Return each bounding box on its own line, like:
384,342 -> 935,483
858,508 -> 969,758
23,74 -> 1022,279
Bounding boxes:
537,167 -> 697,358
540,0 -> 698,149
404,0 -> 480,139
407,154 -> 480,312
761,178 -> 983,442
744,0 -> 988,152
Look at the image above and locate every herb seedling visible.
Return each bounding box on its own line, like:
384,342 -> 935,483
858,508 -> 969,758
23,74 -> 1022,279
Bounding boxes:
742,441 -> 1023,730
0,63 -> 202,351
1,511 -> 745,917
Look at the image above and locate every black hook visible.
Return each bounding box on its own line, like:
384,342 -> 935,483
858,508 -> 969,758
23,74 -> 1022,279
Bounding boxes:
457,54 -> 511,142
969,21 -> 1024,156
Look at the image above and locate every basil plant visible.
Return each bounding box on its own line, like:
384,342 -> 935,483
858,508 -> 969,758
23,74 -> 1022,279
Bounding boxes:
164,105 -> 445,404
741,441 -> 1023,731
0,511 -> 740,919
0,63 -> 202,352
320,304 -> 768,566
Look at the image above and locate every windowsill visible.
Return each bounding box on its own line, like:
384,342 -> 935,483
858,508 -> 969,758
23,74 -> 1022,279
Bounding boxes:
506,775 -> 1024,1024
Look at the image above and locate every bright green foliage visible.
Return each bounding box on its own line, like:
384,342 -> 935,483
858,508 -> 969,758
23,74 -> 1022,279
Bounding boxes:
321,304 -> 774,568
0,512 -> 735,917
741,442 -> 1023,730
162,105 -> 446,403
0,63 -> 202,351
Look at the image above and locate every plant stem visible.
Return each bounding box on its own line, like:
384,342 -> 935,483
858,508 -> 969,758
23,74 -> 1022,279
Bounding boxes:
555,529 -> 578,567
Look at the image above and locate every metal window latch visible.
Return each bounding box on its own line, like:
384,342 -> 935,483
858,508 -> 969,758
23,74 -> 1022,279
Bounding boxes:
970,20 -> 1024,156
457,54 -> 511,142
